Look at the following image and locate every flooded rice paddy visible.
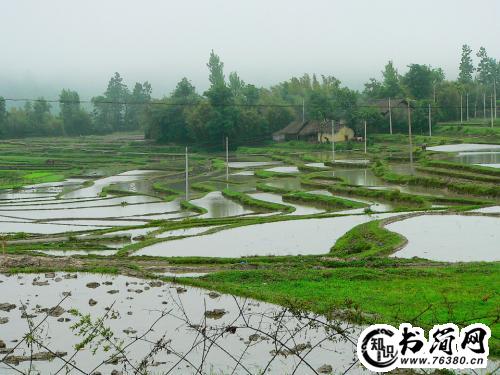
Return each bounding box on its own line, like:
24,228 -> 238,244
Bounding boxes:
0,273 -> 363,375
388,214 -> 500,262
191,191 -> 254,218
427,143 -> 500,152
228,161 -> 278,168
264,165 -> 300,173
249,192 -> 324,215
63,170 -> 163,198
134,213 -> 397,257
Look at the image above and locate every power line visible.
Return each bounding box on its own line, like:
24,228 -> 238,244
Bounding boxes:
0,96 -> 494,111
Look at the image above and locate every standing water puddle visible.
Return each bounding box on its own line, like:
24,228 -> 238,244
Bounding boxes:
387,214 -> 500,262
0,273 -> 363,374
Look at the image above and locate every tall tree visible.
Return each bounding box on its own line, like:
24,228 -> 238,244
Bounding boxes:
125,81 -> 152,130
458,44 -> 475,84
59,89 -> 92,135
402,64 -> 433,99
476,47 -> 495,84
0,97 -> 6,137
381,61 -> 402,97
31,99 -> 51,125
145,78 -> 199,143
207,50 -> 225,87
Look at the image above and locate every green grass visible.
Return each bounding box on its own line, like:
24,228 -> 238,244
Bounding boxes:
330,220 -> 406,258
416,166 -> 500,184
180,200 -> 207,214
222,188 -> 294,213
191,182 -> 216,192
185,263 -> 500,356
283,191 -> 367,211
254,169 -> 297,179
0,170 -> 66,189
424,159 -> 500,177
326,184 -> 429,208
255,181 -> 293,194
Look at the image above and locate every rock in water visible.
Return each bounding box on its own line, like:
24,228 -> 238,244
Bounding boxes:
317,364 -> 333,374
0,303 -> 16,312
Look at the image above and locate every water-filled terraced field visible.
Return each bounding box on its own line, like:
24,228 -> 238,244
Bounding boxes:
0,133 -> 499,372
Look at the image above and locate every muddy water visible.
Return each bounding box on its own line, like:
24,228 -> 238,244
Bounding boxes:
0,191 -> 57,201
134,213 -> 398,257
231,170 -> 255,176
23,178 -> 88,189
308,190 -> 393,213
305,162 -> 328,168
332,169 -> 451,197
388,215 -> 500,262
428,143 -> 500,152
63,170 -> 162,198
0,200 -> 182,220
0,221 -> 109,234
470,206 -> 500,214
0,273 -> 363,374
264,166 -> 299,173
266,178 -> 302,191
113,179 -> 159,195
36,249 -> 119,257
249,192 -> 324,215
156,226 -> 220,238
450,151 -> 500,168
0,195 -> 159,210
191,191 -> 254,218
333,169 -> 383,186
38,219 -> 148,227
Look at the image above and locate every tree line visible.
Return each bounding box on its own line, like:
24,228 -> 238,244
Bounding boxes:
361,45 -> 499,134
0,73 -> 152,139
0,45 -> 498,146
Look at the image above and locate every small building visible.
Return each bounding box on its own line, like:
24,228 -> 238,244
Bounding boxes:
272,120 -> 354,143
317,120 -> 355,143
272,120 -> 305,142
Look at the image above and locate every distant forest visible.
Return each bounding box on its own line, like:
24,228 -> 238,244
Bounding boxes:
0,45 -> 498,149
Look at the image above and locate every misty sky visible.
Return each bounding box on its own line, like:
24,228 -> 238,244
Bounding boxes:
1,0 -> 499,100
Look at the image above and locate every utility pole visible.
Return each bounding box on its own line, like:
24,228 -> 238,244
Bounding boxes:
331,119 -> 335,162
225,136 -> 229,181
460,94 -> 463,123
494,80 -> 497,119
428,103 -> 432,137
364,120 -> 367,154
302,98 -> 305,123
491,96 -> 494,128
466,92 -> 469,121
483,92 -> 486,119
388,98 -> 393,135
407,101 -> 413,170
185,146 -> 189,201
